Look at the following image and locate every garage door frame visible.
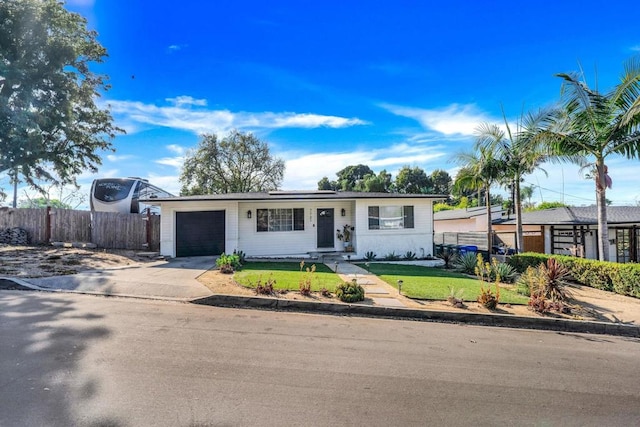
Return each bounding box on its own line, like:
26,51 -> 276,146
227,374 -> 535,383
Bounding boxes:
175,210 -> 226,257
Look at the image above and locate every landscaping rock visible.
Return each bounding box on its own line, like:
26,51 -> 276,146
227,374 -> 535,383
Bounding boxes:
0,227 -> 29,245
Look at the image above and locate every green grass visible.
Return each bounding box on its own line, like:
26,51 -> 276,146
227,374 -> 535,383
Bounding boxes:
234,261 -> 342,292
359,263 -> 528,305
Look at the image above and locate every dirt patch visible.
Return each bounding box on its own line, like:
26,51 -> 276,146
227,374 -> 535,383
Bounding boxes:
0,244 -> 159,278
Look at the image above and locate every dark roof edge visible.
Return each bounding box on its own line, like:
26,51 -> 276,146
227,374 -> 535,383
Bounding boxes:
142,192 -> 447,203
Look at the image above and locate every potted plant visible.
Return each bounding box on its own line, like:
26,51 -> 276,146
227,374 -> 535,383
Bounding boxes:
336,224 -> 354,250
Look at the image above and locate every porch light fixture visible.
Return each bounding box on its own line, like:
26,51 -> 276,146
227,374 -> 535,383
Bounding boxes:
341,208 -> 346,216
247,210 -> 252,219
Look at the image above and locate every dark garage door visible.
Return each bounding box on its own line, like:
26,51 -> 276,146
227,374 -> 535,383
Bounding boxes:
176,211 -> 225,257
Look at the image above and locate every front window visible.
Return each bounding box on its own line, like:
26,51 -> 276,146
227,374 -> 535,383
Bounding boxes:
257,208 -> 304,232
368,205 -> 414,230
617,229 -> 631,263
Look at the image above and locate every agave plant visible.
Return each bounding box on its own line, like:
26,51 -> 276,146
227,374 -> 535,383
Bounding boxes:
437,247 -> 459,269
455,252 -> 477,275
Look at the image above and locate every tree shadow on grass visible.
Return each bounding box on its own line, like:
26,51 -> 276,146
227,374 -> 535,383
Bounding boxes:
0,291 -> 123,426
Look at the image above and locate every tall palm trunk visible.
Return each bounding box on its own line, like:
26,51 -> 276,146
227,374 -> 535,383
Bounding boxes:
595,159 -> 609,261
514,179 -> 523,253
485,186 -> 492,254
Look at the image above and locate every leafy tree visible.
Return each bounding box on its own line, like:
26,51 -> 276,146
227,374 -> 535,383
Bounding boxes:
180,130 -> 285,195
0,0 -> 121,198
429,169 -> 452,195
520,184 -> 536,209
317,176 -> 339,191
453,144 -> 503,252
542,57 -> 640,261
355,170 -> 392,192
395,166 -> 430,194
526,201 -> 568,211
475,109 -> 550,253
19,197 -> 71,209
433,202 -> 455,212
335,164 -> 374,191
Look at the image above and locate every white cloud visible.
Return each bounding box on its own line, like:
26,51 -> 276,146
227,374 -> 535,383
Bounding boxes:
382,103 -> 493,136
155,157 -> 184,168
106,98 -> 367,135
146,173 -> 181,196
166,144 -> 187,155
106,154 -> 135,162
167,44 -> 188,53
166,96 -> 207,107
280,144 -> 447,190
631,45 -> 640,52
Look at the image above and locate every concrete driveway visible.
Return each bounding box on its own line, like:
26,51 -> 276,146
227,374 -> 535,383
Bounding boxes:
23,256 -> 215,300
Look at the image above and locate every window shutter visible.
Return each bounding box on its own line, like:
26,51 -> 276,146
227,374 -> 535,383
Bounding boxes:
293,208 -> 305,230
404,206 -> 414,228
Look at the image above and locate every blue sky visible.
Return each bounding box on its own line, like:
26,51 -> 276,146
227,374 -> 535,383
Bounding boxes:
11,0 -> 640,207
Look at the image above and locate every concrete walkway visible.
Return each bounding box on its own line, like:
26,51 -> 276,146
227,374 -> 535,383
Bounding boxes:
325,261 -> 412,308
22,256 -> 215,300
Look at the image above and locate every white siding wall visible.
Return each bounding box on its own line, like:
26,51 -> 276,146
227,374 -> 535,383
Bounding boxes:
237,200 -> 355,256
354,198 -> 434,258
158,200 -> 239,258
158,198 -> 436,258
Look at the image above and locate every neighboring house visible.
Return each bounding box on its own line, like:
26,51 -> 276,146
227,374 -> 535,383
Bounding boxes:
144,191 -> 443,258
433,205 -> 503,233
495,206 -> 640,263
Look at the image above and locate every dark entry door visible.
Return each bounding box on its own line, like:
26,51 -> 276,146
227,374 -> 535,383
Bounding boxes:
317,208 -> 334,248
176,210 -> 225,257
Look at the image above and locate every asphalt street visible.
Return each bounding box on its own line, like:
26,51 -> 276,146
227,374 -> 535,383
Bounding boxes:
1,291 -> 639,426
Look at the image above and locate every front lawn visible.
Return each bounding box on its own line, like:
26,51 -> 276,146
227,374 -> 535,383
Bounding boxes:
235,261 -> 342,292
359,263 -> 528,305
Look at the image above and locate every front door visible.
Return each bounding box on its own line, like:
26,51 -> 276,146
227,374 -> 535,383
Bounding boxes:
317,208 -> 334,248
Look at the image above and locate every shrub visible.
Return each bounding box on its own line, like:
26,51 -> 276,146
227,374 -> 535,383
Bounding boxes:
537,258 -> 572,302
335,279 -> 365,303
320,287 -> 332,298
490,260 -> 518,284
508,252 -> 550,273
384,251 -> 401,261
477,283 -> 500,310
447,287 -> 466,308
455,252 -> 478,275
404,251 -> 417,261
513,252 -> 640,299
298,261 -> 316,296
255,275 -> 275,295
438,247 -> 459,269
364,251 -> 377,261
476,255 -> 500,310
528,293 -> 548,313
516,266 -> 541,296
233,249 -> 247,264
216,253 -> 241,273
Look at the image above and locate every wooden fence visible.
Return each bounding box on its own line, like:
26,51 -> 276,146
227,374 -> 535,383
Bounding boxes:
434,231 -> 516,251
0,207 -> 160,251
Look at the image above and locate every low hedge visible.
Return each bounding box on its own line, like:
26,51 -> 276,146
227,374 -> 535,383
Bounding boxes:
509,252 -> 640,298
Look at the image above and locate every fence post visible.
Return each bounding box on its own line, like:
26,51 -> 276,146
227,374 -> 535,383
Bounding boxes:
45,206 -> 51,243
145,209 -> 151,250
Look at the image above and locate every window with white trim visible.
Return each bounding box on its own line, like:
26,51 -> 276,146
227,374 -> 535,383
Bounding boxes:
257,208 -> 304,232
368,205 -> 414,230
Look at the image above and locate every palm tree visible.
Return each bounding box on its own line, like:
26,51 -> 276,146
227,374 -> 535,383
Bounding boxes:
475,109 -> 551,253
453,144 -> 503,253
543,57 -> 640,261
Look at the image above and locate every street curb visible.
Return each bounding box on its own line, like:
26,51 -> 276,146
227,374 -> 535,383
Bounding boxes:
191,294 -> 640,338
